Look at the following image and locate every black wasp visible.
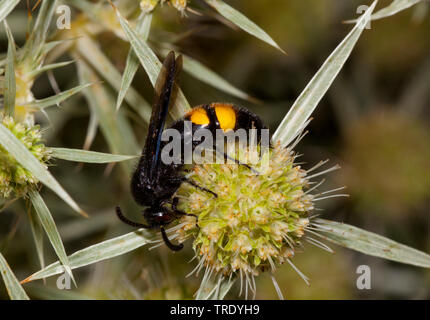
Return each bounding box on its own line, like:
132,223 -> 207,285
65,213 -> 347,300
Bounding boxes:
116,51 -> 267,251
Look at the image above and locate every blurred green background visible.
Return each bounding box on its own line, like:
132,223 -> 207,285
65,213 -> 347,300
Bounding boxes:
1,0 -> 430,299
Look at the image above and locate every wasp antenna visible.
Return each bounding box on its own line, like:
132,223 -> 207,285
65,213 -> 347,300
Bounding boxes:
116,206 -> 151,229
161,227 -> 184,251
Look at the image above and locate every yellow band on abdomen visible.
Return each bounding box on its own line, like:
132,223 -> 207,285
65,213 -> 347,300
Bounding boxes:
214,103 -> 236,131
189,108 -> 210,126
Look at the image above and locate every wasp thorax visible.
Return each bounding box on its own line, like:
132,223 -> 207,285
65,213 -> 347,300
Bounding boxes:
174,141 -> 314,279
0,115 -> 51,199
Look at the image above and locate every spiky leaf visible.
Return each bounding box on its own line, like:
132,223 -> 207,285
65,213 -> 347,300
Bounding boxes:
21,229 -> 154,283
24,0 -> 58,59
28,83 -> 93,110
272,1 -> 377,147
346,0 -> 423,22
116,13 -> 153,112
196,275 -> 235,300
205,0 -> 284,53
111,3 -> 191,119
3,20 -> 15,117
181,52 -> 253,101
0,252 -> 30,300
76,60 -> 140,174
0,0 -> 20,24
50,148 -> 137,163
29,190 -> 76,285
0,123 -> 86,216
75,36 -> 151,123
315,219 -> 430,267
27,206 -> 45,270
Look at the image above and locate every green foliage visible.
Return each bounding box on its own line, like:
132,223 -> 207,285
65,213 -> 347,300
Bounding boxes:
0,0 -> 19,24
0,252 -> 29,300
273,1 -> 377,147
315,219 -> 430,267
22,229 -> 154,283
3,21 -> 15,117
1,0 -> 430,301
205,0 -> 285,54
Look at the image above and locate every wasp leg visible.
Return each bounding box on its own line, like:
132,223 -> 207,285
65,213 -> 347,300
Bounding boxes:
171,197 -> 200,229
179,177 -> 218,198
116,206 -> 151,229
215,147 -> 260,175
160,226 -> 184,251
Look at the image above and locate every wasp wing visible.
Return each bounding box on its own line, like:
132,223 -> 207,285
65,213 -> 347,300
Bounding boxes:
142,51 -> 182,182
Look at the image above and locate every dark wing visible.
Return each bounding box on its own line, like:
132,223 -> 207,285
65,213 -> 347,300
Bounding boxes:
142,51 -> 182,182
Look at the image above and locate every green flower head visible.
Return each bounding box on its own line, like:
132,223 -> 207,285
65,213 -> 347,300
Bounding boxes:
0,115 -> 51,199
170,141 -> 340,298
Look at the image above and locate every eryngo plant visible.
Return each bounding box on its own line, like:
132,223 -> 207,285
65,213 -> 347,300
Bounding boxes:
174,142 -> 326,298
0,1 -> 137,299
346,0 -> 427,22
0,1 -> 134,207
21,0 -> 430,300
4,0 -> 430,301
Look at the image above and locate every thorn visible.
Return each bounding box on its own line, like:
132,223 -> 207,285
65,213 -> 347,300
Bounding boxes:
79,209 -> 89,219
20,276 -> 32,284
